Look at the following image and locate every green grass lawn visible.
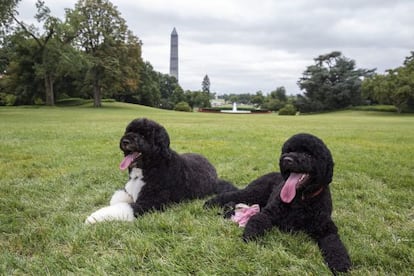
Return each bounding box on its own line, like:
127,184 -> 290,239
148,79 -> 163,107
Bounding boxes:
1,102 -> 413,275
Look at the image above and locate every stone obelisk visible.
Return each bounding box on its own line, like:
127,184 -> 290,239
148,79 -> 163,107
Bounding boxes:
169,27 -> 178,81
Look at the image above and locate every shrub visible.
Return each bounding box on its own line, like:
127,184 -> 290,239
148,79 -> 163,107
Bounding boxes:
34,98 -> 44,105
0,93 -> 17,106
278,104 -> 297,115
262,99 -> 284,111
174,101 -> 192,112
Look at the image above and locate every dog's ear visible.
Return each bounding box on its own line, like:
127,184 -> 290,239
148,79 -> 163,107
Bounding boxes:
321,147 -> 334,186
324,160 -> 334,185
152,126 -> 171,158
152,126 -> 169,147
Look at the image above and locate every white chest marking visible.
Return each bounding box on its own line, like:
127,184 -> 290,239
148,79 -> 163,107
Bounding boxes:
125,168 -> 146,202
85,168 -> 146,224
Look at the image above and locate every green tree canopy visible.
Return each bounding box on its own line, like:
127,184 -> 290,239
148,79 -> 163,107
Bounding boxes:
66,0 -> 142,107
251,91 -> 265,107
135,61 -> 161,107
1,35 -> 42,105
271,86 -> 287,102
1,0 -> 68,105
0,0 -> 21,40
297,51 -> 374,112
261,86 -> 288,111
362,52 -> 414,113
0,0 -> 185,109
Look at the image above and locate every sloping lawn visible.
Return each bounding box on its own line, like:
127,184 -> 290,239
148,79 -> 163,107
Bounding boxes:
0,103 -> 413,275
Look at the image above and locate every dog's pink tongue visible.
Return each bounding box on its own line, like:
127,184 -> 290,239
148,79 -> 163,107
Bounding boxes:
119,152 -> 139,171
280,173 -> 302,203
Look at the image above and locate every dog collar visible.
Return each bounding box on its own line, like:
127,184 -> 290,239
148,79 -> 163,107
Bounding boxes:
301,186 -> 324,200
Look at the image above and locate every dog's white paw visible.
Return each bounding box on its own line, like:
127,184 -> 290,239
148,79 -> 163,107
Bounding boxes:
110,189 -> 133,205
85,203 -> 134,224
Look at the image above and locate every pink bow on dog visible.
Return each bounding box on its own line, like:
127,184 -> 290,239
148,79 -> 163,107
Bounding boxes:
231,203 -> 260,227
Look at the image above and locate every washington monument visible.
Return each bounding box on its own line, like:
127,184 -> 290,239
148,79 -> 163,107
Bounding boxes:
169,27 -> 178,81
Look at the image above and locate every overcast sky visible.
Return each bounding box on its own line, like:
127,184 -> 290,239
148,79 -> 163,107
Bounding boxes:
18,0 -> 414,95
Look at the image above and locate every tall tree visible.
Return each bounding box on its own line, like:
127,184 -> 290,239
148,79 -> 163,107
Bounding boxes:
3,0 -> 64,105
271,86 -> 287,102
66,0 -> 141,107
202,74 -> 210,94
297,51 -> 374,112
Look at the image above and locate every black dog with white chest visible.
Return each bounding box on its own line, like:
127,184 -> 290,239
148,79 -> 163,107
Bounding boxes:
205,133 -> 351,273
85,118 -> 237,224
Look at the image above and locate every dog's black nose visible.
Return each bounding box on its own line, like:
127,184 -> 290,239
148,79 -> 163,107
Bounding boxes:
283,156 -> 294,165
121,138 -> 130,148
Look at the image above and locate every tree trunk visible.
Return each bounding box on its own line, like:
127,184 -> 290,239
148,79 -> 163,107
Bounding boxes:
93,78 -> 102,107
45,74 -> 55,106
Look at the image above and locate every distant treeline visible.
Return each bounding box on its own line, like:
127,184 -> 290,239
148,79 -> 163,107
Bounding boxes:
1,1 -> 413,112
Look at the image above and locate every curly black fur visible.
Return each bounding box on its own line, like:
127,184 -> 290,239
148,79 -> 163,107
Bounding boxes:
121,118 -> 237,215
205,133 -> 351,273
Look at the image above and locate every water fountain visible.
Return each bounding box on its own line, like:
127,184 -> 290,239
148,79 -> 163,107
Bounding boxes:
220,102 -> 251,114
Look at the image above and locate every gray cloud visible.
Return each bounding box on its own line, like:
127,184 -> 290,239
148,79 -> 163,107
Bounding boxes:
18,0 -> 414,94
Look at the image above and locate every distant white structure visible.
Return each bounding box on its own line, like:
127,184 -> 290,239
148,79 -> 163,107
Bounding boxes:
169,28 -> 178,81
210,98 -> 225,107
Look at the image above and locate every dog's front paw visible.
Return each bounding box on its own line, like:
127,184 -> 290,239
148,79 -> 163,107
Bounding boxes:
242,212 -> 273,242
85,203 -> 134,224
242,229 -> 259,242
222,201 -> 236,218
318,234 -> 352,273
